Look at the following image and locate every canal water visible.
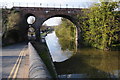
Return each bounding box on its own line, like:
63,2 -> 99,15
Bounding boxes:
45,31 -> 120,79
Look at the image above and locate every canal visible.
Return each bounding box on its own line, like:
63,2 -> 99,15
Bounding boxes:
45,31 -> 120,79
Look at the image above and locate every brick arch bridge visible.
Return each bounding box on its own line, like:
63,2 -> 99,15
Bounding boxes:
13,7 -> 84,47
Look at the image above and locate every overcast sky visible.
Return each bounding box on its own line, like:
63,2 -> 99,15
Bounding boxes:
0,0 -> 99,8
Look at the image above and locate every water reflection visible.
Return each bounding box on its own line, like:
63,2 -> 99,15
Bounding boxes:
54,48 -> 120,78
45,31 -> 74,62
45,31 -> 120,78
58,74 -> 87,78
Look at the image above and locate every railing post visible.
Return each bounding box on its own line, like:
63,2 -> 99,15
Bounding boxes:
66,4 -> 68,8
27,3 -> 28,7
19,2 -> 20,7
47,4 -> 48,8
40,3 -> 42,7
54,4 -> 55,8
13,2 -> 14,7
60,4 -> 61,8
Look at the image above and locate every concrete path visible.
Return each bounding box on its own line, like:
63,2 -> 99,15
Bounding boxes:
17,48 -> 29,78
1,43 -> 29,79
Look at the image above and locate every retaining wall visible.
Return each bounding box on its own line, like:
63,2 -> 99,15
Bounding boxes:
28,42 -> 51,78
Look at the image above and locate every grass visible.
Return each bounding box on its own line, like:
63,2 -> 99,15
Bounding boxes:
31,41 -> 58,79
111,44 -> 120,51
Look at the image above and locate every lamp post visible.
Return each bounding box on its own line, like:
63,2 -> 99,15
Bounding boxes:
34,2 -> 35,7
60,4 -> 61,8
27,3 -> 28,7
40,3 -> 42,7
13,2 -> 14,7
54,4 -> 55,8
73,5 -> 74,8
66,4 -> 68,8
19,2 -> 20,7
79,5 -> 80,8
47,4 -> 48,8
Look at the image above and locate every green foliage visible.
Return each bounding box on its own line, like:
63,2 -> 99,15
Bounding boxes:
2,9 -> 9,33
55,18 -> 76,51
31,41 -> 58,78
7,10 -> 20,30
78,1 -> 120,50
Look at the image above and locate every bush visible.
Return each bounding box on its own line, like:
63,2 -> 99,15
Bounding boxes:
78,1 -> 120,50
55,18 -> 76,51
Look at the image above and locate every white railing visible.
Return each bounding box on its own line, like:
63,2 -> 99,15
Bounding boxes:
0,2 -> 94,9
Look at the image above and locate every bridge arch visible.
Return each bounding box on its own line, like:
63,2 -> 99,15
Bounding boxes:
41,14 -> 77,27
14,7 -> 83,46
39,14 -> 79,48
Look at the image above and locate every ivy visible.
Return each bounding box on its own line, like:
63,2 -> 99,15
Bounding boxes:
78,1 -> 120,50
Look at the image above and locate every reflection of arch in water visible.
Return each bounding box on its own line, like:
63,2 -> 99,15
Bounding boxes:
28,26 -> 36,40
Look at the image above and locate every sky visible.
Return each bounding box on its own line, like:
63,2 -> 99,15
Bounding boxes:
42,17 -> 62,26
0,0 -> 120,26
0,0 -> 99,8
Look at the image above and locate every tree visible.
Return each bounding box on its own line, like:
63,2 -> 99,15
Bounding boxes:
7,10 -> 20,30
79,1 -> 120,50
55,18 -> 76,51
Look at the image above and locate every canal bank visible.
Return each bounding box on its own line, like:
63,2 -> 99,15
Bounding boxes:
30,41 -> 58,78
45,31 -> 120,79
29,31 -> 120,79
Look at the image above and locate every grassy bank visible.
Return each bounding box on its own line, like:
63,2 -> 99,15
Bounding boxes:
31,41 -> 58,78
55,18 -> 76,51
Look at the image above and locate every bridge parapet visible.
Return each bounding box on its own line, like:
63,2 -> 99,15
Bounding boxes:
12,7 -> 84,42
13,7 -> 82,16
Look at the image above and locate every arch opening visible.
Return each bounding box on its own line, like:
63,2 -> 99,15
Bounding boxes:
40,16 -> 78,62
25,14 -> 36,41
27,15 -> 36,24
42,14 -> 77,27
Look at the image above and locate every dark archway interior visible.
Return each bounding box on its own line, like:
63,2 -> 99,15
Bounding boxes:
2,29 -> 22,45
22,14 -> 36,41
23,14 -> 80,42
24,13 -> 36,28
8,30 -> 20,42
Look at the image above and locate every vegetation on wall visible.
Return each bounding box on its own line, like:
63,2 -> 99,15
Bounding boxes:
78,1 -> 120,50
7,10 -> 20,30
2,9 -> 20,32
55,18 -> 76,51
2,9 -> 22,45
2,8 -> 10,33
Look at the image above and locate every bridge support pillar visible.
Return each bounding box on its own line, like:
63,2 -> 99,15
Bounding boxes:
35,29 -> 41,42
77,26 -> 83,48
33,18 -> 44,42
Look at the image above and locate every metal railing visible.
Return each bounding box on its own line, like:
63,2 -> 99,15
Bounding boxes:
0,2 -> 93,9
